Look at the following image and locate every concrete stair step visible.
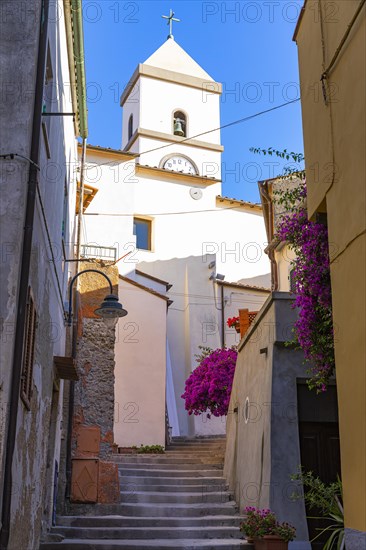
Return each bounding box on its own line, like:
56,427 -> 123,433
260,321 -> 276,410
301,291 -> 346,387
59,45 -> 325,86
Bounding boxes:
117,462 -> 223,475
56,515 -> 243,528
169,439 -> 226,444
118,468 -> 223,477
50,525 -> 243,540
108,502 -> 238,517
43,439 -> 246,550
113,456 -> 224,465
40,538 -> 251,549
163,451 -> 225,458
60,502 -> 238,518
119,490 -> 232,504
119,483 -> 228,492
165,448 -> 224,453
119,475 -> 225,486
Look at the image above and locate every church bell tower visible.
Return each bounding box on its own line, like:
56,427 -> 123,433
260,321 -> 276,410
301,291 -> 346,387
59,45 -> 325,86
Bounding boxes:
120,33 -> 223,180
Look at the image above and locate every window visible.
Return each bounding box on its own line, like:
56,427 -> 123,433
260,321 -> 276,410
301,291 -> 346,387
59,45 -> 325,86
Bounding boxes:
21,287 -> 37,409
133,217 -> 152,251
173,110 -> 187,137
128,114 -> 133,141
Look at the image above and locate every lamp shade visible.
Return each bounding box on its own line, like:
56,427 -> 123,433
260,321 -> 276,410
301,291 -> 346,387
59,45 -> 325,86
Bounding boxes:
94,294 -> 128,319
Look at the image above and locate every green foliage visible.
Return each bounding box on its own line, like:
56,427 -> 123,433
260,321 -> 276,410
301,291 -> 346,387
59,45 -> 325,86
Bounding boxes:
240,507 -> 296,542
291,468 -> 344,550
194,345 -> 213,364
272,182 -> 307,212
249,146 -> 304,163
250,146 -> 306,180
135,444 -> 165,454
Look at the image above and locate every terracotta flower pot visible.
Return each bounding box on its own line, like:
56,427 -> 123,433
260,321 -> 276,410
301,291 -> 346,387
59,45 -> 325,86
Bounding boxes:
254,535 -> 289,550
234,323 -> 241,334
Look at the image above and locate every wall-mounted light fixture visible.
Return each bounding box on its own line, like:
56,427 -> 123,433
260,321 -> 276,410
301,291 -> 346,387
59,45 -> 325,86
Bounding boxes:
67,269 -> 127,327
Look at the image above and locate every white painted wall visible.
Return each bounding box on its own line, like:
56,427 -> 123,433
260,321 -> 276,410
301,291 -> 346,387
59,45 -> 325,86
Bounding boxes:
81,38 -> 271,438
114,278 -> 167,447
137,255 -> 269,436
82,166 -> 270,284
121,80 -> 141,148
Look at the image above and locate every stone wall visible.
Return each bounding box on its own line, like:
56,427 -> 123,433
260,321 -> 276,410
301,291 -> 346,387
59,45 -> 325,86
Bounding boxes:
70,262 -> 120,504
73,318 -> 116,458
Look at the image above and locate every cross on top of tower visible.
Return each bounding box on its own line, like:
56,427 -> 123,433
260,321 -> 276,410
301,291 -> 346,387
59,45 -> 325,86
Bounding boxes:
161,9 -> 180,40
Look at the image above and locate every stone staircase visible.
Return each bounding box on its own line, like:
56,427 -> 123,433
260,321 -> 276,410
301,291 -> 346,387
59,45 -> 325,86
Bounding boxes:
40,437 -> 251,549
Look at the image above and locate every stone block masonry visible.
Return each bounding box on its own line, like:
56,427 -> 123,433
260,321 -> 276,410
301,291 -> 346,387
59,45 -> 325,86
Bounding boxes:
71,262 -> 120,503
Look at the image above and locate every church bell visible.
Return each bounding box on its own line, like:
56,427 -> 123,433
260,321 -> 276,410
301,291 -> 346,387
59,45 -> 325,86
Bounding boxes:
174,118 -> 185,136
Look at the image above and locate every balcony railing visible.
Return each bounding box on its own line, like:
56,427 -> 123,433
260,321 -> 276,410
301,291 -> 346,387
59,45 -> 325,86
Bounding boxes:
79,244 -> 117,262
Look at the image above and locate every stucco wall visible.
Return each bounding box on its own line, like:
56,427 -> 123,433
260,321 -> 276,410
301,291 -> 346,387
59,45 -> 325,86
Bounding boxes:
114,278 -> 167,447
0,1 -> 79,548
81,158 -> 270,285
224,293 -> 310,549
138,256 -> 269,437
295,0 -> 366,538
275,244 -> 296,292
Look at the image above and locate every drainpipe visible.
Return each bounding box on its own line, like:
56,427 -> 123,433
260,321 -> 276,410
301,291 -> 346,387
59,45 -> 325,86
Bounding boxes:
0,1 -> 50,548
220,283 -> 225,347
65,136 -> 86,499
64,0 -> 88,501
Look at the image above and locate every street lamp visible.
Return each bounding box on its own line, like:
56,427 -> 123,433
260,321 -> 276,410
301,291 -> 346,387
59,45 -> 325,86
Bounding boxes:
67,269 -> 127,326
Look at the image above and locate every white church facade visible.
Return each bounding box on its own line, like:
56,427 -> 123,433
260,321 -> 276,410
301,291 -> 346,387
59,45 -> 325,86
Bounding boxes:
79,38 -> 271,445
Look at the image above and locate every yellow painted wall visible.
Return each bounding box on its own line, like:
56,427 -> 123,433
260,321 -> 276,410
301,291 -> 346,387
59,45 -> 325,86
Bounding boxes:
295,0 -> 366,533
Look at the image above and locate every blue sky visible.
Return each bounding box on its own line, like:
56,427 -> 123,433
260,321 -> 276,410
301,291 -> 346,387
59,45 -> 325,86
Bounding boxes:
83,0 -> 304,202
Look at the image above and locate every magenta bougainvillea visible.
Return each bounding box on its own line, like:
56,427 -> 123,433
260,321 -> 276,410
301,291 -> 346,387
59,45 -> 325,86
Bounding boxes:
181,348 -> 238,417
276,188 -> 335,392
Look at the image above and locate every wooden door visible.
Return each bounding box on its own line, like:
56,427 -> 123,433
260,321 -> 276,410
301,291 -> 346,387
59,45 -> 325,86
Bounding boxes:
298,421 -> 341,549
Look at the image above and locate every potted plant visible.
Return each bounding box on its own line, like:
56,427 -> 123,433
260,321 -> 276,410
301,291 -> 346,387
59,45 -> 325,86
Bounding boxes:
240,507 -> 296,549
227,315 -> 240,333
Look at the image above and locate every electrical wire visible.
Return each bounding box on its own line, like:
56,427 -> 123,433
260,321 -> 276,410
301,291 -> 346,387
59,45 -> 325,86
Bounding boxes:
118,283 -> 269,302
84,203 -> 260,217
1,150 -> 68,319
35,182 -> 67,320
83,98 -> 301,170
0,152 -> 40,170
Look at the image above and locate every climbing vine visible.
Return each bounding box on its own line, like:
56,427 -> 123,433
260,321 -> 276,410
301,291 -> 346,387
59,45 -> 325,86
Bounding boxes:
252,147 -> 335,392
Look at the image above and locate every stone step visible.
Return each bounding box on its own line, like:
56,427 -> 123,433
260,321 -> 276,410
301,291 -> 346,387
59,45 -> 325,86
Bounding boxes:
119,490 -> 232,504
167,444 -> 226,450
172,435 -> 226,444
119,482 -> 228,493
56,515 -> 243,528
164,451 -> 225,457
60,502 -> 239,518
117,462 -> 223,470
117,450 -> 224,456
40,538 -> 251,549
119,475 -> 225,486
118,468 -> 223,477
114,456 -> 224,465
105,502 -> 238,517
50,525 -> 243,540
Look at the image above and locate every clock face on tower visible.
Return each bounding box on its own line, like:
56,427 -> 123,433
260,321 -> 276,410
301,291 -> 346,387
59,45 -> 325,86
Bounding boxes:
162,155 -> 198,175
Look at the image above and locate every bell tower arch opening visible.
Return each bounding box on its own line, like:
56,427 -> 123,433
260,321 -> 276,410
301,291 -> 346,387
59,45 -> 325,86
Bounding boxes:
173,110 -> 187,137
